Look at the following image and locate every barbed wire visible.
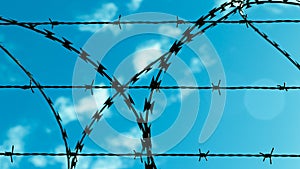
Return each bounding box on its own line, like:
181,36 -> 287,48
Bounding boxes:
237,2 -> 300,71
2,19 -> 300,29
0,45 -> 71,169
0,1 -> 242,169
0,147 -> 298,164
2,0 -> 300,169
0,83 -> 295,91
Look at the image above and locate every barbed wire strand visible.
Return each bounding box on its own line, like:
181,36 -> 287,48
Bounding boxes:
0,83 -> 295,91
0,1 -> 240,169
0,45 -> 71,169
69,1 -> 239,167
70,2 -> 240,168
0,14 -> 121,169
129,3 -> 243,168
2,19 -> 300,29
84,0 -> 300,166
1,0 -> 300,168
238,2 -> 300,70
0,147 -> 297,164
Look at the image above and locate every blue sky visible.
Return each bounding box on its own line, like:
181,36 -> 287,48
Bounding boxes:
1,0 -> 300,169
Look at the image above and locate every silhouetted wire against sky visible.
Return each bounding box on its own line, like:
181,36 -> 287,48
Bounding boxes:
1,0 -> 300,169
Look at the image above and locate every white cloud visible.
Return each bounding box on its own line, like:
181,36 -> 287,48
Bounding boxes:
127,0 -> 143,11
133,43 -> 162,72
54,83 -> 111,125
92,157 -> 127,169
132,39 -> 170,73
190,57 -> 202,73
0,125 -> 29,169
198,44 -> 217,67
158,25 -> 182,37
106,127 -> 141,152
214,0 -> 230,7
55,97 -> 77,125
214,0 -> 244,9
188,44 -> 216,74
78,3 -> 118,33
29,156 -> 47,168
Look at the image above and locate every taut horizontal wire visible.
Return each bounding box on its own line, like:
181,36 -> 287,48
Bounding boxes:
0,84 -> 298,90
0,152 -> 300,158
1,19 -> 300,27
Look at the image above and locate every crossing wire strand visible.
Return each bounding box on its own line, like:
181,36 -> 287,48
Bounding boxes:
1,0 -> 300,168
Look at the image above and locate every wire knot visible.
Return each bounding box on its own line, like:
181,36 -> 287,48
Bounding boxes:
260,147 -> 274,164
198,149 -> 209,161
133,150 -> 143,163
212,80 -> 221,95
277,82 -> 288,91
4,145 -> 14,163
176,16 -> 185,27
84,80 -> 94,95
113,15 -> 122,29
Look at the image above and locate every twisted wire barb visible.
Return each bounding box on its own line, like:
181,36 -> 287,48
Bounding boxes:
0,45 -> 71,169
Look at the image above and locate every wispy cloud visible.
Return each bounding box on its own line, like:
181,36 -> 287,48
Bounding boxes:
158,25 -> 182,37
0,125 -> 29,169
92,157 -> 130,169
214,0 -> 230,7
198,44 -> 217,67
54,83 -> 111,125
29,156 -> 47,168
188,44 -> 217,74
78,3 -> 118,33
127,0 -> 143,11
190,57 -> 202,73
54,97 -> 77,125
106,127 -> 141,152
132,39 -> 170,73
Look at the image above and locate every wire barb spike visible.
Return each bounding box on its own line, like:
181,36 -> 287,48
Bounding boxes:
212,80 -> 222,95
198,149 -> 209,161
260,147 -> 275,164
277,82 -> 288,91
79,48 -> 90,63
176,16 -> 185,27
4,145 -> 14,163
84,79 -> 95,95
113,14 -> 122,29
133,150 -> 143,163
49,18 -> 58,29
